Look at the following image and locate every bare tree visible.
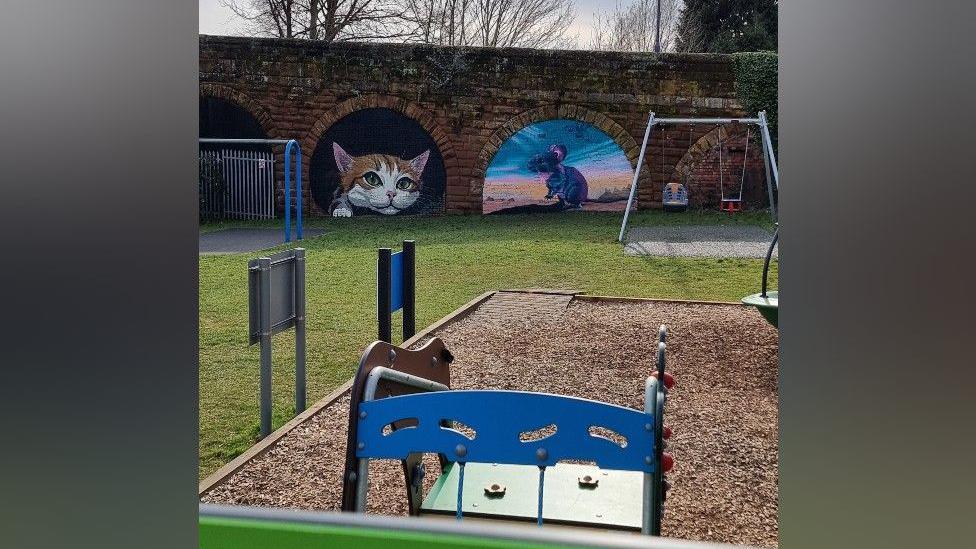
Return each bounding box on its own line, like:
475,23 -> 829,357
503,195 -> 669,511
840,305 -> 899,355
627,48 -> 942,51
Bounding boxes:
221,0 -> 407,42
221,0 -> 302,38
470,0 -> 576,48
398,0 -> 474,45
399,0 -> 575,49
590,0 -> 681,52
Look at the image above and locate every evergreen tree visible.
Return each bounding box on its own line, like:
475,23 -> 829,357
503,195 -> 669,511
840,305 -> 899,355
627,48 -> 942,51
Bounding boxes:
675,0 -> 777,53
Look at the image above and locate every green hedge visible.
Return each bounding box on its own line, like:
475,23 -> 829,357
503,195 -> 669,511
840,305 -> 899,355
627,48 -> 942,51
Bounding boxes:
734,52 -> 778,147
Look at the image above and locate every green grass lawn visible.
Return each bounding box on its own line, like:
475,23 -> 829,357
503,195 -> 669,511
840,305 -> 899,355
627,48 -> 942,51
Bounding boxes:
199,210 -> 778,479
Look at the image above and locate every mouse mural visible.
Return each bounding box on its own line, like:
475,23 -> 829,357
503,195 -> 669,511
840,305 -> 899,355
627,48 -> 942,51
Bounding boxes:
483,119 -> 634,214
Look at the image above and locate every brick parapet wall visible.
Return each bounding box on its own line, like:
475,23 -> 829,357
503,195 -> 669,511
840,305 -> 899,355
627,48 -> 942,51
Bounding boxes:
199,35 -> 760,215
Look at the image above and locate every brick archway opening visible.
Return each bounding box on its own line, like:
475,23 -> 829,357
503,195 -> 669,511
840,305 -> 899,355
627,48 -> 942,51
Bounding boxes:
659,125 -> 769,210
199,84 -> 276,140
302,95 -> 459,217
473,105 -> 645,213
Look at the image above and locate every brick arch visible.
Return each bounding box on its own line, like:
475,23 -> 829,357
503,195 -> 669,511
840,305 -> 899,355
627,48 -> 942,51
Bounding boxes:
670,125 -> 736,182
664,124 -> 762,208
198,83 -> 277,138
471,105 -> 646,203
302,95 -> 457,177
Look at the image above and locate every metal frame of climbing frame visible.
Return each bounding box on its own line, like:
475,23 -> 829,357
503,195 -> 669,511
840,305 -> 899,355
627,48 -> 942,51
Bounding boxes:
199,138 -> 304,243
617,111 -> 779,242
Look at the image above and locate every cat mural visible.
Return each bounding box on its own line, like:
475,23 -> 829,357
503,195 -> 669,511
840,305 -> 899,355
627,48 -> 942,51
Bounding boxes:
528,144 -> 589,209
329,142 -> 430,217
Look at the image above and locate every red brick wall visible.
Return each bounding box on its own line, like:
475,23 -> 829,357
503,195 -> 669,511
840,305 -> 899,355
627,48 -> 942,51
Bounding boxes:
199,35 -> 767,215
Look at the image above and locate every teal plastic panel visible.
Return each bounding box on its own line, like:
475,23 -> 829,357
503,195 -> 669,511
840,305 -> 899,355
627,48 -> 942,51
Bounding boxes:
421,463 -> 643,530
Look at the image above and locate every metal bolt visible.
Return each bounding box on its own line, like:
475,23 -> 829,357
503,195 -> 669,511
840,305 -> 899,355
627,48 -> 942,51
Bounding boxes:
578,474 -> 599,488
645,423 -> 652,431
484,483 -> 507,497
388,349 -> 397,362
472,503 -> 478,508
536,448 -> 548,461
357,442 -> 365,450
431,357 -> 438,367
596,513 -> 603,518
455,444 -> 467,458
645,456 -> 652,464
359,411 -> 367,419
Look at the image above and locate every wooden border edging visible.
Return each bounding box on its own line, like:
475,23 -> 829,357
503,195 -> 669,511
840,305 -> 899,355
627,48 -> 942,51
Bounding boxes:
574,294 -> 742,306
199,290 -> 496,496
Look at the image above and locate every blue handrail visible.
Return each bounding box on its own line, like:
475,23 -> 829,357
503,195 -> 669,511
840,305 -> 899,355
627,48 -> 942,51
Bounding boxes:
284,139 -> 302,243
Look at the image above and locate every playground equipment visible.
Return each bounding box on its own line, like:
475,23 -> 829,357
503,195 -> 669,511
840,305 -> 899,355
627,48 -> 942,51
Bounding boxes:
718,126 -> 752,214
661,132 -> 689,212
377,241 -> 417,343
619,111 -> 779,241
741,227 -> 779,327
340,327 -> 674,535
199,138 -> 304,243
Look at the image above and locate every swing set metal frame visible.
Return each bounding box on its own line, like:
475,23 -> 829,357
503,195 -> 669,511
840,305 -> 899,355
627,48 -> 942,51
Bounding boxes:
618,111 -> 779,242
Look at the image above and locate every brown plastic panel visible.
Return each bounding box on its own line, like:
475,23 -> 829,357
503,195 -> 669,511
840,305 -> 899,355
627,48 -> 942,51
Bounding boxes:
340,337 -> 454,513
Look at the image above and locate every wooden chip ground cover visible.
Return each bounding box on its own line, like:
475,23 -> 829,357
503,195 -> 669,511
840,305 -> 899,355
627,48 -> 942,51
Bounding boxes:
202,298 -> 779,547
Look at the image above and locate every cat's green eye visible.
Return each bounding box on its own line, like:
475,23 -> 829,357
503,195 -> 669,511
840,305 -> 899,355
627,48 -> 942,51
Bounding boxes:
396,177 -> 415,191
362,172 -> 382,187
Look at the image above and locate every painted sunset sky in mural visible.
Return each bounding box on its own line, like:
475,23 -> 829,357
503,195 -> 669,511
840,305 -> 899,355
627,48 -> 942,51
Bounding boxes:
483,119 -> 634,214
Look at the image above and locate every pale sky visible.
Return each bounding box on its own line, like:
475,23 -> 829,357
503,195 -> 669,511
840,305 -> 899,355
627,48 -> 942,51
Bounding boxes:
198,0 -> 625,47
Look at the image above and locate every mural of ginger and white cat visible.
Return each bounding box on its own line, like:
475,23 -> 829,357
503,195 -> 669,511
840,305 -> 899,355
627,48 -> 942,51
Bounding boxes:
329,142 -> 430,217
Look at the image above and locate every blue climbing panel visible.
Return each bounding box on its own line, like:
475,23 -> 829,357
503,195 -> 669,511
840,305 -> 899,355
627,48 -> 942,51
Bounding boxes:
356,390 -> 658,473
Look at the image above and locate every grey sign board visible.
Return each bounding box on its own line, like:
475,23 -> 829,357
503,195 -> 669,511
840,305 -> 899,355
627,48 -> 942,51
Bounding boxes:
247,247 -> 307,438
249,248 -> 303,344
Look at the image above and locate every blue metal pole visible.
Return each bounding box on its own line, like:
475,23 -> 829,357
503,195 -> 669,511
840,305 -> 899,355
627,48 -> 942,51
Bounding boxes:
294,141 -> 303,240
284,140 -> 294,243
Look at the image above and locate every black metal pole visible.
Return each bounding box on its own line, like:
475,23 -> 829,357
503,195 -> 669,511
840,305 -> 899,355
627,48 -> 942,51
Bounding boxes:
761,227 -> 779,297
402,240 -> 416,341
378,248 -> 392,343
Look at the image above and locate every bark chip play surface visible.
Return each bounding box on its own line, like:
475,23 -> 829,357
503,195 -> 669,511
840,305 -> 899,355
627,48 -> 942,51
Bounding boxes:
202,295 -> 779,547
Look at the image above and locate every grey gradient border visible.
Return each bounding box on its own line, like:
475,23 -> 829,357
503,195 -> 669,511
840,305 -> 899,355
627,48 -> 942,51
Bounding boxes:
2,1 -> 976,549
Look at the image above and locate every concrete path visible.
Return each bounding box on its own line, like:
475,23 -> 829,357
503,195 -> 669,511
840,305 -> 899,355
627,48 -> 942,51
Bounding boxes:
624,225 -> 778,258
199,228 -> 327,255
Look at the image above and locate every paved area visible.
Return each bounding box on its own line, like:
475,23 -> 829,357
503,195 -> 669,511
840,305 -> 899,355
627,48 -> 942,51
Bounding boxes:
624,225 -> 778,258
199,228 -> 327,255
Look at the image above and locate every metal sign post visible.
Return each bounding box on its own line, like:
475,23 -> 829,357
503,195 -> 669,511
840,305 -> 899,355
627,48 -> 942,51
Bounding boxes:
248,248 -> 307,438
377,241 -> 417,344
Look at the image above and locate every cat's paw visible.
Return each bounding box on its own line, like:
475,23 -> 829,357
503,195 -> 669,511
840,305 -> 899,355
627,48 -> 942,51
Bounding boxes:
332,207 -> 353,218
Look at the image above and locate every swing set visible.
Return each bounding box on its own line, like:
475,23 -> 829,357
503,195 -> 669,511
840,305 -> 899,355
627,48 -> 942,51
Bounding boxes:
618,111 -> 779,242
618,111 -> 780,328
